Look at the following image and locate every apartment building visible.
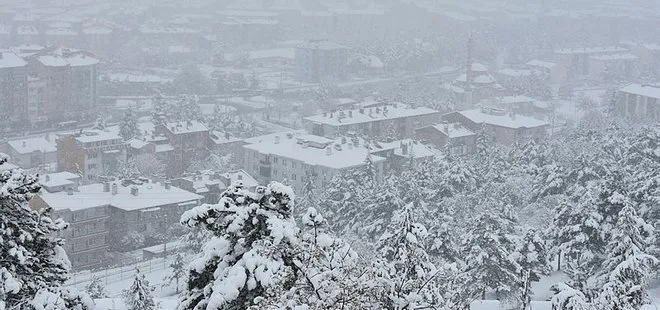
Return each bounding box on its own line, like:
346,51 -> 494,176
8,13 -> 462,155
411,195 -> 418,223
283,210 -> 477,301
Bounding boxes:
171,169 -> 258,204
57,130 -> 128,183
295,40 -> 348,82
30,179 -> 202,269
303,104 -> 441,140
0,51 -> 28,130
415,122 -> 476,156
27,47 -> 99,124
552,46 -> 629,79
156,121 -> 210,176
243,131 -> 393,192
442,107 -> 549,146
4,136 -> 57,169
615,83 -> 660,121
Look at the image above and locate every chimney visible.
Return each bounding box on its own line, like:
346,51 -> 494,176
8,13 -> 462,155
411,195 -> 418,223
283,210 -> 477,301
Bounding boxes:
164,181 -> 171,189
402,144 -> 408,155
111,183 -> 118,195
326,147 -> 332,156
274,135 -> 280,144
341,137 -> 347,144
103,182 -> 110,192
359,108 -> 364,114
237,174 -> 242,180
66,187 -> 73,195
443,121 -> 449,133
45,175 -> 51,182
348,110 -> 353,117
130,186 -> 139,196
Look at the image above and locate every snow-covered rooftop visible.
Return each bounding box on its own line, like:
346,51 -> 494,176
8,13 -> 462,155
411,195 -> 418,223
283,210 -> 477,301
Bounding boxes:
163,121 -> 209,134
0,52 -> 27,68
526,60 -> 556,69
7,137 -> 56,154
72,130 -> 124,144
298,40 -> 347,50
243,133 -> 387,170
589,53 -> 637,60
555,46 -> 627,55
40,171 -> 80,190
458,109 -> 549,129
430,123 -> 476,138
619,84 -> 660,99
304,105 -> 439,127
36,48 -> 99,67
38,180 -> 202,211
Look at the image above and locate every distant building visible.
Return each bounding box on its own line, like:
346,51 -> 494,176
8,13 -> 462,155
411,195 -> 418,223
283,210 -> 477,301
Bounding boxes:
442,107 -> 549,146
30,179 -> 202,269
303,103 -> 441,139
4,136 -> 57,169
242,132 -> 386,192
0,51 -> 28,130
615,83 -> 660,121
449,63 -> 507,109
295,40 -> 348,82
171,169 -> 258,204
156,121 -> 210,176
56,130 -> 128,183
552,46 -> 629,79
26,47 -> 99,125
415,122 -> 476,156
526,60 -> 566,85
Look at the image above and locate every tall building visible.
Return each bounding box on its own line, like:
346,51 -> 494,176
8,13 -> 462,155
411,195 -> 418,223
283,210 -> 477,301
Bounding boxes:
615,83 -> 660,121
295,40 -> 348,82
56,130 -> 128,183
0,51 -> 28,130
27,47 -> 99,125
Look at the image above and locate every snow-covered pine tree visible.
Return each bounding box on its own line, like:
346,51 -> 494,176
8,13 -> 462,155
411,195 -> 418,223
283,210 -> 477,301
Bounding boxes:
91,116 -> 107,130
165,253 -> 186,294
119,109 -> 140,141
550,283 -> 590,310
294,207 -> 384,309
85,275 -> 107,299
375,206 -> 443,309
123,268 -> 156,310
461,211 -> 522,300
428,217 -> 461,267
0,155 -> 93,310
179,182 -> 301,309
593,204 -> 657,310
514,229 -> 551,282
152,93 -> 169,125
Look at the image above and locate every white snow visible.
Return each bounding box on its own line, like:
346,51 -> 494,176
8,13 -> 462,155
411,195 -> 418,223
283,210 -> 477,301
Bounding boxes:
304,105 -> 439,127
459,109 -> 549,129
620,84 -> 660,99
0,52 -> 27,68
37,180 -> 202,211
7,137 -> 56,154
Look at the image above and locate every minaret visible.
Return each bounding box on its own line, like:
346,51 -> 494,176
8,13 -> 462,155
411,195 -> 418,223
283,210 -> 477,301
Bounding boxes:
464,33 -> 475,109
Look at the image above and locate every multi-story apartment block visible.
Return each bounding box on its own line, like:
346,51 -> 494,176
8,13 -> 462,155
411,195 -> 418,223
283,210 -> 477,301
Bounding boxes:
4,136 -> 57,170
57,130 -> 128,183
303,104 -> 441,139
171,169 -> 258,204
295,40 -> 348,82
552,46 -> 629,79
615,83 -> 660,121
30,179 -> 202,269
442,107 -> 548,146
27,47 -> 99,125
0,51 -> 28,130
156,121 -> 210,176
415,122 -> 477,156
242,132 -> 387,192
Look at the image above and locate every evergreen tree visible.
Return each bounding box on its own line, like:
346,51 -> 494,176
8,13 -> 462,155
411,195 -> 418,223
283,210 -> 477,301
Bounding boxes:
123,269 -> 156,310
375,207 -> 444,309
164,253 -> 185,294
119,109 -> 140,141
85,276 -> 107,299
550,283 -> 590,310
178,182 -> 301,309
514,229 -> 551,282
91,116 -> 107,130
461,211 -> 522,300
152,93 -> 169,125
594,205 -> 657,310
0,155 -> 92,309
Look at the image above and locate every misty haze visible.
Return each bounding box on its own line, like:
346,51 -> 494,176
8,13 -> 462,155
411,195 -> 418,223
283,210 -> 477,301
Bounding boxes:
0,0 -> 659,309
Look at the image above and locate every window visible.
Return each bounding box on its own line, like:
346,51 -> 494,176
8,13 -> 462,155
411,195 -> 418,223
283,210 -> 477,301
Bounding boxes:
292,174 -> 296,181
87,163 -> 97,169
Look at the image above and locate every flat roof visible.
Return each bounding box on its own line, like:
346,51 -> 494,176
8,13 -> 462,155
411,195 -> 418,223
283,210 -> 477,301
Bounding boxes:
0,52 -> 27,68
7,137 -> 56,154
243,133 -> 386,170
620,84 -> 660,99
458,109 -> 549,129
38,181 -> 202,211
304,105 -> 439,127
